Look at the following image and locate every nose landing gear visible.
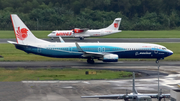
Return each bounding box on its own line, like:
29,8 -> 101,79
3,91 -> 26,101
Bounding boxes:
80,37 -> 84,40
156,60 -> 159,64
156,58 -> 164,64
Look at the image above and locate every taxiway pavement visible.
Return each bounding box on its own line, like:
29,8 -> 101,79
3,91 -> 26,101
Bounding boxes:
1,64 -> 179,101
0,61 -> 179,76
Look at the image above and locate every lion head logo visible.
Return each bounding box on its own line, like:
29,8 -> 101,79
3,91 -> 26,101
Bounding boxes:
16,27 -> 28,40
114,23 -> 118,28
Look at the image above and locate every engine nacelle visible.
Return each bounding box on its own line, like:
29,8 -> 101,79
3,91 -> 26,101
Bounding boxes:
73,28 -> 84,33
103,54 -> 118,62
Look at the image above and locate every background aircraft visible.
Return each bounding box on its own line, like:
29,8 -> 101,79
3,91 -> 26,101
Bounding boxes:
9,14 -> 173,64
48,18 -> 122,40
81,72 -> 170,101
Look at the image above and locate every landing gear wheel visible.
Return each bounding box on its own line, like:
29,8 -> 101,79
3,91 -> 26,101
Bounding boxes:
156,60 -> 159,64
80,37 -> 84,40
87,59 -> 94,64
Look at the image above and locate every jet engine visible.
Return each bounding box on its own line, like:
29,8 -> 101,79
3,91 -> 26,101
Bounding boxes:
73,28 -> 84,33
103,54 -> 118,62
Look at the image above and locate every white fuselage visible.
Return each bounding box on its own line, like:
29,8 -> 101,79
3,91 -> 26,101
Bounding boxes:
16,42 -> 173,60
48,29 -> 121,38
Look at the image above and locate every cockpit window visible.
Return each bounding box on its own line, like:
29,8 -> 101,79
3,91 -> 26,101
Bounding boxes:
52,32 -> 56,34
162,48 -> 166,50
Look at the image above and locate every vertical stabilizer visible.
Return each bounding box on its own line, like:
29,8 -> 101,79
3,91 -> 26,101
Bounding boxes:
103,18 -> 121,30
10,14 -> 49,44
133,72 -> 138,94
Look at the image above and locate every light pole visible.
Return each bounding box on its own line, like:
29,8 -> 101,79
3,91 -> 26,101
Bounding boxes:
157,64 -> 160,101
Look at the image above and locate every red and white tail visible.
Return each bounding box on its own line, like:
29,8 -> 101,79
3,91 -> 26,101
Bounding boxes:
103,18 -> 121,30
10,14 -> 49,44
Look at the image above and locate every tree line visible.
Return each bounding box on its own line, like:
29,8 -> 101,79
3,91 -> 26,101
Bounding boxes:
0,0 -> 180,30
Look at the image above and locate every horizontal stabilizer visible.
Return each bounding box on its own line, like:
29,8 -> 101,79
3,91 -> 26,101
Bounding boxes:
7,41 -> 17,44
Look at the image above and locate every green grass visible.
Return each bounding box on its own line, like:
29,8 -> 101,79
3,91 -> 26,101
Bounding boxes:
1,30 -> 180,39
0,68 -> 132,81
0,43 -> 179,61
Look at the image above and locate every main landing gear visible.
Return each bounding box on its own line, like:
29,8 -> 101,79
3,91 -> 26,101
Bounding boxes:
80,37 -> 84,40
87,58 -> 94,64
156,58 -> 164,64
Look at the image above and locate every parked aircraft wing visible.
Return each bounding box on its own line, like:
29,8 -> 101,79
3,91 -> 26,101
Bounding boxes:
81,72 -> 170,100
142,93 -> 170,99
81,94 -> 125,99
81,94 -> 152,99
81,92 -> 170,100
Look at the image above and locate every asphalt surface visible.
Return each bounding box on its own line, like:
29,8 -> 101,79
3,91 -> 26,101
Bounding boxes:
2,38 -> 180,43
0,61 -> 179,76
1,65 -> 179,101
0,61 -> 179,67
0,61 -> 179,101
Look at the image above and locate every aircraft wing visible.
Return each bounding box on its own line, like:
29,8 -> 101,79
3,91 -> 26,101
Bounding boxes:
75,42 -> 110,58
142,94 -> 170,98
81,94 -> 125,99
81,94 -> 150,99
82,51 -> 108,58
81,93 -> 170,100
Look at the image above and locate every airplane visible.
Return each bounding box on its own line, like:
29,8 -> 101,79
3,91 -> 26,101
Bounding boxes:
47,18 -> 122,40
81,72 -> 171,101
8,14 -> 173,64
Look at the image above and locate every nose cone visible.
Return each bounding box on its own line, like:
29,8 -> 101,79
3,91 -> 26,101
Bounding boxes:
47,34 -> 51,37
168,50 -> 173,56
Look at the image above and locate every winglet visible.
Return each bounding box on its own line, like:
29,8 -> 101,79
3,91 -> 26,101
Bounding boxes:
133,72 -> 138,94
75,42 -> 84,52
59,36 -> 65,43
